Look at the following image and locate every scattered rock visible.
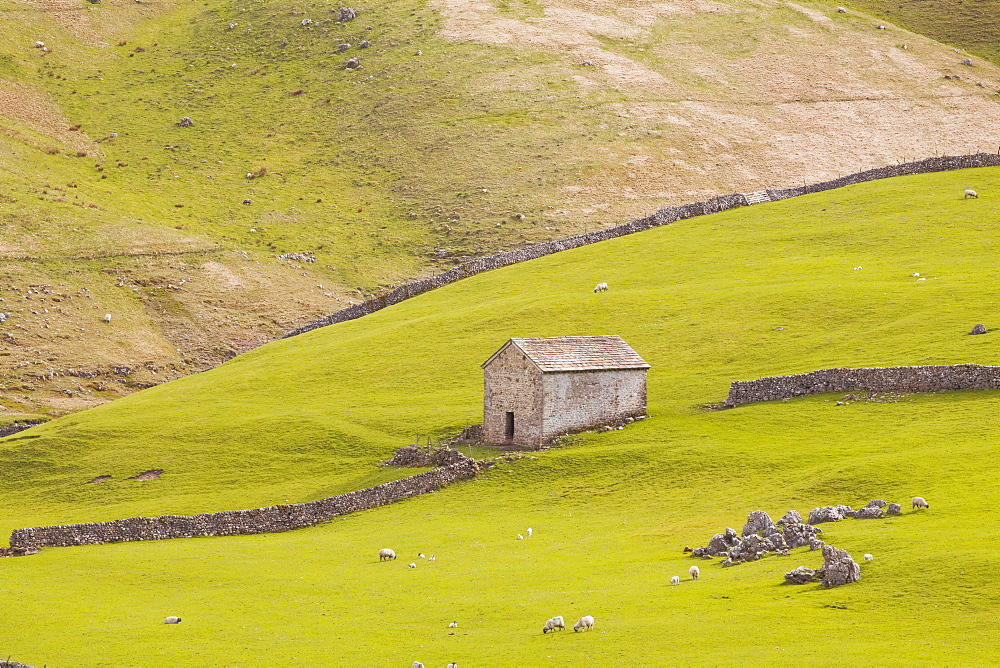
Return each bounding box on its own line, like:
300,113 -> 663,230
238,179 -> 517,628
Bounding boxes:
808,505 -> 850,524
126,469 -> 164,481
808,536 -> 825,551
777,509 -> 802,525
301,18 -> 314,26
864,499 -> 886,508
276,251 -> 317,263
886,502 -> 902,515
359,40 -> 371,48
339,7 -> 356,21
854,505 -> 884,519
821,544 -> 861,587
177,117 -> 194,127
784,565 -> 816,584
242,198 -> 252,205
337,43 -> 351,52
962,58 -> 973,66
414,50 -> 422,56
836,6 -> 846,12
581,60 -> 594,66
741,510 -> 774,537
86,474 -> 112,484
345,58 -> 361,69
0,312 -> 9,323
970,323 -> 987,335
783,522 -> 822,549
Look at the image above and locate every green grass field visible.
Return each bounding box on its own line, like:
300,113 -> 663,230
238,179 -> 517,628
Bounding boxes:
2,167 -> 1000,664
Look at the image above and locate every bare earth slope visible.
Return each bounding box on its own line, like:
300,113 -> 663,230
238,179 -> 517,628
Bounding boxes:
0,0 -> 998,417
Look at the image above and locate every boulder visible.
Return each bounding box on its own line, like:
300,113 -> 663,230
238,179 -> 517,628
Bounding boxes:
854,505 -> 884,519
777,509 -> 802,526
864,499 -> 886,508
809,537 -> 825,551
177,116 -> 193,127
821,544 -> 861,587
784,566 -> 816,584
886,502 -> 902,515
742,510 -> 775,537
971,323 -> 987,335
782,522 -> 822,549
808,506 -> 844,525
706,533 -> 729,556
339,6 -> 356,21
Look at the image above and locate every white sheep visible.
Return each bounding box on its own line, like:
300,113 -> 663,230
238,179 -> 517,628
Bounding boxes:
447,664 -> 458,668
574,615 -> 595,632
34,41 -> 45,48
964,189 -> 979,199
912,496 -> 929,509
517,534 -> 524,540
164,616 -> 182,624
408,563 -> 416,568
864,554 -> 874,561
542,615 -> 565,633
670,575 -> 680,585
102,313 -> 112,323
689,565 -> 700,580
429,555 -> 436,562
378,548 -> 396,561
527,528 -> 533,537
593,282 -> 609,293
836,6 -> 846,12
418,553 -> 425,558
853,266 -> 862,271
448,621 -> 458,628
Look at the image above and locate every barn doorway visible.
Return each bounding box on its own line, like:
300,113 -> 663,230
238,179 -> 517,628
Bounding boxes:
505,412 -> 515,440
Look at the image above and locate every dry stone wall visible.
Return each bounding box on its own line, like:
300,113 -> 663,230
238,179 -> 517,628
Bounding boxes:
9,458 -> 479,550
286,153 -> 1000,338
726,364 -> 1000,406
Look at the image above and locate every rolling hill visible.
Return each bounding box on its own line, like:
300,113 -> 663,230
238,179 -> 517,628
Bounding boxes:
1,0 -> 1000,419
1,167 -> 998,663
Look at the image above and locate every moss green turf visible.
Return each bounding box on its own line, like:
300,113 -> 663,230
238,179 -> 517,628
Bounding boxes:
2,168 -> 1000,664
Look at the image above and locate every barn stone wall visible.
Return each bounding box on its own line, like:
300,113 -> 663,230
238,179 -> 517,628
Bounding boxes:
541,369 -> 647,439
483,345 -> 543,447
725,364 -> 1000,406
9,458 -> 480,550
284,153 -> 1000,339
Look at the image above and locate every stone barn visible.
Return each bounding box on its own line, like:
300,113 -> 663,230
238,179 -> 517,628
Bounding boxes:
481,335 -> 650,448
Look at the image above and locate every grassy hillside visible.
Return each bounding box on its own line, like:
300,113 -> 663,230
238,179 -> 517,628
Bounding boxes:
1,167 -> 999,663
2,0 -> 1000,417
845,0 -> 1000,65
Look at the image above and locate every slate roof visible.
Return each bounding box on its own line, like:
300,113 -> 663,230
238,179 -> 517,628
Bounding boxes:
483,336 -> 650,372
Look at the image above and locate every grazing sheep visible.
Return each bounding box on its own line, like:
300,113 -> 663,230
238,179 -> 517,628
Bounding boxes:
853,266 -> 862,271
542,615 -> 565,633
102,313 -> 112,323
411,663 -> 423,668
418,553 -> 426,559
574,615 -> 595,632
35,41 -> 46,48
864,554 -> 874,561
964,189 -> 979,199
689,565 -> 700,580
429,555 -> 436,562
447,664 -> 458,668
836,6 -> 846,12
408,563 -> 416,569
912,496 -> 929,509
593,282 -> 609,293
378,548 -> 396,561
448,621 -> 458,628
164,616 -> 182,624
670,575 -> 680,585
527,527 -> 533,536
517,534 -> 524,540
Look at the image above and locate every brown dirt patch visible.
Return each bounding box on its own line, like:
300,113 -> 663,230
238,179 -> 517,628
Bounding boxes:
431,0 -> 1000,204
0,81 -> 96,154
86,474 -> 112,484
